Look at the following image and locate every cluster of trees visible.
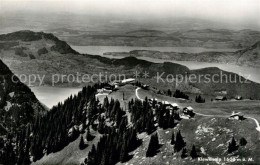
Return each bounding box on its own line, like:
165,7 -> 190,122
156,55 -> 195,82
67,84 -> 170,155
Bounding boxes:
172,130 -> 186,152
83,95 -> 142,165
173,90 -> 189,100
30,85 -> 98,161
128,97 -> 181,134
135,81 -> 142,87
165,89 -> 189,100
146,130 -> 199,159
195,95 -> 206,103
171,131 -> 199,159
86,127 -> 140,165
128,98 -> 156,134
227,137 -> 247,153
1,83 -> 111,164
1,81 -> 141,165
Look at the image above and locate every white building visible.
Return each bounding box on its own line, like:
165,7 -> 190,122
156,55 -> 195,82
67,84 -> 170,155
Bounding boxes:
229,111 -> 244,120
121,78 -> 135,84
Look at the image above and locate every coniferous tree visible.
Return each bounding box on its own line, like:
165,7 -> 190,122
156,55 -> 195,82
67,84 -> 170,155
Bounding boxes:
239,137 -> 247,146
174,130 -> 186,152
167,89 -> 172,96
146,112 -> 155,134
174,112 -> 181,121
228,137 -> 238,153
181,148 -> 187,159
120,141 -> 128,162
195,95 -> 205,103
146,118 -> 155,134
79,136 -> 87,150
88,145 -> 97,165
86,128 -> 95,141
171,132 -> 175,145
146,132 -> 160,157
190,145 -> 198,159
168,114 -> 175,128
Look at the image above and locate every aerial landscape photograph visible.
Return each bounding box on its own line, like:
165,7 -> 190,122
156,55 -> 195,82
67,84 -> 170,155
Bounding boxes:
0,0 -> 260,164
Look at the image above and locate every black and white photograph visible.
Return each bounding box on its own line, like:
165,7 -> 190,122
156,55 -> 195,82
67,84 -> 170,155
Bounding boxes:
0,0 -> 260,164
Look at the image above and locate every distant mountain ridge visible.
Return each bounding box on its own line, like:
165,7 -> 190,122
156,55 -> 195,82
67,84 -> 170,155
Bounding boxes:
63,28 -> 260,49
0,30 -> 260,99
0,30 -> 78,54
126,29 -> 167,37
104,40 -> 260,68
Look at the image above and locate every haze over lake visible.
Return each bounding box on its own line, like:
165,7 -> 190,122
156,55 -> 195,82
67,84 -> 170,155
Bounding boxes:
71,45 -> 238,55
31,86 -> 82,108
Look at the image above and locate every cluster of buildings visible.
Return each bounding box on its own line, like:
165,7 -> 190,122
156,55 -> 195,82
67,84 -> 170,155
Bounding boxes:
97,78 -> 150,95
215,95 -> 242,101
97,78 -> 136,95
147,98 -> 195,119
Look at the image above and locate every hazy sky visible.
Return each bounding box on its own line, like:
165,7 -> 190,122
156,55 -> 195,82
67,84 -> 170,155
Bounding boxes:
1,0 -> 260,28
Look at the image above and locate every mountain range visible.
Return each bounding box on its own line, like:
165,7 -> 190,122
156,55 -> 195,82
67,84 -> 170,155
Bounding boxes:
0,30 -> 260,99
104,40 -> 260,68
57,29 -> 260,49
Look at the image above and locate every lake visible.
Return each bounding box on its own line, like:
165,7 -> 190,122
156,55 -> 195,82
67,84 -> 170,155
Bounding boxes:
71,45 -> 260,83
71,45 -> 238,55
137,57 -> 260,83
31,86 -> 82,108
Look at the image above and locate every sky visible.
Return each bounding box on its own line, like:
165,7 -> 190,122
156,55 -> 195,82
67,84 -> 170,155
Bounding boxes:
1,0 -> 260,28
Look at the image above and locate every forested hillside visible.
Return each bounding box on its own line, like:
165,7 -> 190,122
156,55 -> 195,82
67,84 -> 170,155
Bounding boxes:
0,59 -> 45,164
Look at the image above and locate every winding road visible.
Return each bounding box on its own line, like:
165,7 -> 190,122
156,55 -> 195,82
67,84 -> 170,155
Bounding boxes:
135,87 -> 260,132
135,87 -> 144,101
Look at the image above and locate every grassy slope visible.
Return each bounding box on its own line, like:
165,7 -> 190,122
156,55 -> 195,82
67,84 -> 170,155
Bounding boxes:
118,117 -> 260,165
32,129 -> 101,165
138,88 -> 260,122
121,88 -> 260,164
